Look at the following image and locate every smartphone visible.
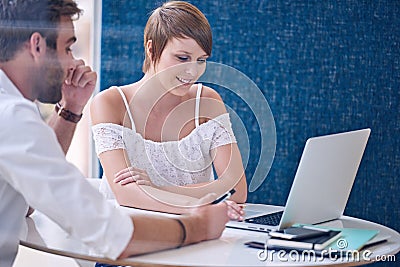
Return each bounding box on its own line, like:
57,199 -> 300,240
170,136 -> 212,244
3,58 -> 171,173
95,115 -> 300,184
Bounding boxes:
244,241 -> 265,249
268,226 -> 330,240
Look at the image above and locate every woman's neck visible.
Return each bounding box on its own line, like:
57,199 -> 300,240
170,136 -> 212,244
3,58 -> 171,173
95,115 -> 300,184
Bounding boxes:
137,73 -> 185,115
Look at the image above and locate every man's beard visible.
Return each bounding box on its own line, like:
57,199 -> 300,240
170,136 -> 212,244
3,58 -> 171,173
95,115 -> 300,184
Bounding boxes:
36,50 -> 64,104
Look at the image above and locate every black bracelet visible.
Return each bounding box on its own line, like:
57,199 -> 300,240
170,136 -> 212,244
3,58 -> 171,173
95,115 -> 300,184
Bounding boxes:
175,218 -> 187,248
55,102 -> 83,123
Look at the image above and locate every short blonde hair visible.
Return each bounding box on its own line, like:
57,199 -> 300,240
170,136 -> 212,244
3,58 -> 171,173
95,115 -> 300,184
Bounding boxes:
142,1 -> 212,72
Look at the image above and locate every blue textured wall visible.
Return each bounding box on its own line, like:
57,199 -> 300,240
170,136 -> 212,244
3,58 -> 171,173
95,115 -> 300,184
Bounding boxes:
101,1 -> 399,263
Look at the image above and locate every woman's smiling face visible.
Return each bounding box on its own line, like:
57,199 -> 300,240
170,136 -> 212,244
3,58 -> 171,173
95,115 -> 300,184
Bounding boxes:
152,37 -> 209,95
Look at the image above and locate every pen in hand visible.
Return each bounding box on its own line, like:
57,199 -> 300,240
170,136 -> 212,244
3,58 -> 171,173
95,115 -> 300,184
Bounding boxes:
211,189 -> 236,204
211,189 -> 244,221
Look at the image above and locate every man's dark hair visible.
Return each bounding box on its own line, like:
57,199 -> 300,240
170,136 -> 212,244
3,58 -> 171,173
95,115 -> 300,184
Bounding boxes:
0,0 -> 81,62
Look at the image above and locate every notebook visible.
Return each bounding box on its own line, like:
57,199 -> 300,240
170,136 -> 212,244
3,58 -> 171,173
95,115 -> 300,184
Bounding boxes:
267,229 -> 342,251
227,128 -> 371,232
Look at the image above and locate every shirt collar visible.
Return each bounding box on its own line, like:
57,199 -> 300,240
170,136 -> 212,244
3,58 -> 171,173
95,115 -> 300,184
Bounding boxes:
0,69 -> 25,98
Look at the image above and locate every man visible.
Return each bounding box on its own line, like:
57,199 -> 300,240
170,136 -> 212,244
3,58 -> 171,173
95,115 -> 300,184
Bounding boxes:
0,1 -> 229,266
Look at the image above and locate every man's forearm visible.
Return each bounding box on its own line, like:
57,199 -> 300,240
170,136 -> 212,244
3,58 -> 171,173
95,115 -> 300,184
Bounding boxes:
47,111 -> 78,155
118,203 -> 229,258
119,215 -> 189,257
47,99 -> 85,154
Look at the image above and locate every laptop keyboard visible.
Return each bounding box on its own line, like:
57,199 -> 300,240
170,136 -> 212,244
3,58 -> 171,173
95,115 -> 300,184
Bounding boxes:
245,211 -> 283,226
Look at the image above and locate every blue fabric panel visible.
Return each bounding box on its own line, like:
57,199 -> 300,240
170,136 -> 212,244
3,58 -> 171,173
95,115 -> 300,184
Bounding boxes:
101,2 -> 399,259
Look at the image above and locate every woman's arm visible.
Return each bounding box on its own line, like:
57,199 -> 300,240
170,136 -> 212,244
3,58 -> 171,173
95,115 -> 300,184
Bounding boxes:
139,86 -> 248,203
101,149 -> 244,219
98,149 -> 206,213
210,143 -> 247,203
112,85 -> 248,203
91,87 -> 246,213
146,143 -> 247,203
91,90 -> 199,214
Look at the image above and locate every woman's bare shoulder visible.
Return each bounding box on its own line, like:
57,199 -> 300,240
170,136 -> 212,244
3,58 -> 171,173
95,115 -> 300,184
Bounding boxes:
92,86 -> 126,110
200,85 -> 224,102
196,84 -> 227,120
90,86 -> 125,124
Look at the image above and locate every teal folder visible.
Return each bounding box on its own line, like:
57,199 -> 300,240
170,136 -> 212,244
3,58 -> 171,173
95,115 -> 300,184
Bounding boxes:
295,224 -> 379,251
328,227 -> 379,251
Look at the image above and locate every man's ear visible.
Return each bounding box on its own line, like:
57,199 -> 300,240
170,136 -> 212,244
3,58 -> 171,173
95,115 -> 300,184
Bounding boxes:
29,32 -> 46,60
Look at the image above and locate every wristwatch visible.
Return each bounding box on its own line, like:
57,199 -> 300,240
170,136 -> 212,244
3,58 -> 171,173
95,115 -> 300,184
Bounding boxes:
55,102 -> 83,123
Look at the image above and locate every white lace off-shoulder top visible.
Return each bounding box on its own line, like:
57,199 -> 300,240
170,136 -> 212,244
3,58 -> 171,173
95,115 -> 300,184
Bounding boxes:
92,84 -> 237,199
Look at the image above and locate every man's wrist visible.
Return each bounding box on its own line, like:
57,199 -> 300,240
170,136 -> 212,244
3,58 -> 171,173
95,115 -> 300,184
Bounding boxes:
174,218 -> 187,248
179,215 -> 198,245
55,102 -> 83,123
58,100 -> 85,115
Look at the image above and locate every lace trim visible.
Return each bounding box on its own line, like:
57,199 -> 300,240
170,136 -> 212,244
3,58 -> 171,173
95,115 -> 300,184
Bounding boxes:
92,124 -> 125,155
92,113 -> 236,155
209,113 -> 237,149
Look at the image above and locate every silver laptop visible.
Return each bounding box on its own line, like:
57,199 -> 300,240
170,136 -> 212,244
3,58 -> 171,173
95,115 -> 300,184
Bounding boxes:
227,128 -> 371,232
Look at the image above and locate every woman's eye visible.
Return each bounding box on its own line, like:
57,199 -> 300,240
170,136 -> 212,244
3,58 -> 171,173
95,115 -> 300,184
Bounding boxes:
197,58 -> 207,64
177,56 -> 189,61
66,47 -> 72,54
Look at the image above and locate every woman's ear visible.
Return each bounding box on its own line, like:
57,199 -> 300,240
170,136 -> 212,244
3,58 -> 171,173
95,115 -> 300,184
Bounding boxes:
146,39 -> 153,60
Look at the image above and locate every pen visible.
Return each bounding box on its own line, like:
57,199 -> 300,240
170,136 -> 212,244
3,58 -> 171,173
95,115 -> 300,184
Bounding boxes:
211,188 -> 236,204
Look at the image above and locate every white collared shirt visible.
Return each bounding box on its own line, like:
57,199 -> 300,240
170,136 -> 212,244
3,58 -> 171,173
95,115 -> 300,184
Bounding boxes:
0,70 -> 133,267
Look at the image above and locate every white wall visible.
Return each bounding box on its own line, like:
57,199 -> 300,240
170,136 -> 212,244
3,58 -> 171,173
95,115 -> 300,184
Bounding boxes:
65,0 -> 101,178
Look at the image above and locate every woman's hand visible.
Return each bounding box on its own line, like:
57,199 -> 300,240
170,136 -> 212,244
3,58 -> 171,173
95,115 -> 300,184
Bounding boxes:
225,200 -> 245,221
114,167 -> 244,221
114,166 -> 154,186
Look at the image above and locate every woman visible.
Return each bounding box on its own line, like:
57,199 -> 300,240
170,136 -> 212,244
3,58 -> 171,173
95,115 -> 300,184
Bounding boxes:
91,1 -> 247,217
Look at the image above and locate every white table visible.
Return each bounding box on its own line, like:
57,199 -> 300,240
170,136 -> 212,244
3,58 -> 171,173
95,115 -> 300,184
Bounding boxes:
20,204 -> 400,266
